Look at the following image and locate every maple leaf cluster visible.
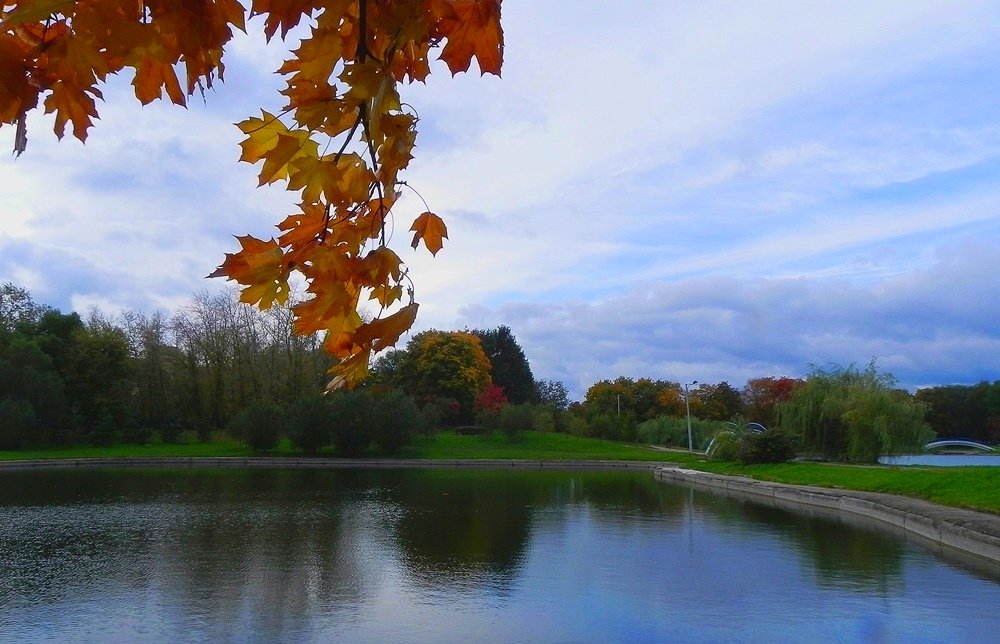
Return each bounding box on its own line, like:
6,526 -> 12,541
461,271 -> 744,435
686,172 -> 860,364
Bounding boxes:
0,0 -> 503,389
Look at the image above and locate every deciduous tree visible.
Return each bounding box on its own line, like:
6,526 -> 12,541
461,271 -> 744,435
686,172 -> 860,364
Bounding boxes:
776,362 -> 932,463
0,1 -> 504,389
534,379 -> 569,411
397,329 -> 491,421
742,376 -> 802,428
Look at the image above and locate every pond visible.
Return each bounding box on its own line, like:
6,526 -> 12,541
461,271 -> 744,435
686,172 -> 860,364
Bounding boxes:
1,467 -> 998,642
880,454 -> 1000,467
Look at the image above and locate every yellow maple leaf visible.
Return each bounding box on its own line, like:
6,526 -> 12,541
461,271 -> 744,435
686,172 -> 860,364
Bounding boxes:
409,211 -> 448,256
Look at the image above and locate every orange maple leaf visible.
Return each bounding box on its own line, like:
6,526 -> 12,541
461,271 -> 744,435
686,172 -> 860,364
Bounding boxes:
209,235 -> 290,309
277,203 -> 329,250
409,211 -> 448,255
436,0 -> 503,76
353,302 -> 419,352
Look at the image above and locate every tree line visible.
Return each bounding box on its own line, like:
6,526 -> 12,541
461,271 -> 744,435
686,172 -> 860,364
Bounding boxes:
0,283 -> 330,449
2,281 -> 994,462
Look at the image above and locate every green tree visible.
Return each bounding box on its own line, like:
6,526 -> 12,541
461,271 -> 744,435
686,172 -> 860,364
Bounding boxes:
328,390 -> 375,457
372,391 -> 424,454
473,326 -> 535,404
583,377 -> 680,422
0,282 -> 42,335
776,362 -> 932,463
915,381 -> 1000,444
535,379 -> 570,411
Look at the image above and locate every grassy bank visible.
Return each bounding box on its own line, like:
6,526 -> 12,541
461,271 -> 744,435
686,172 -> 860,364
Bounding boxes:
398,431 -> 672,461
1,431 -> 997,514
690,459 -> 1000,515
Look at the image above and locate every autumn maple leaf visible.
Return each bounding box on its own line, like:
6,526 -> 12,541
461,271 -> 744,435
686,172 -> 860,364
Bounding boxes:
409,211 -> 448,256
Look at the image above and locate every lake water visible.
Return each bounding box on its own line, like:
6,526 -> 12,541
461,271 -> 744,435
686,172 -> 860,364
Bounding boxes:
879,454 -> 1000,467
1,467 -> 998,642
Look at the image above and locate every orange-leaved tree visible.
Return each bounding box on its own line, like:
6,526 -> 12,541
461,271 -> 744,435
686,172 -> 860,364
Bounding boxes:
0,0 -> 503,389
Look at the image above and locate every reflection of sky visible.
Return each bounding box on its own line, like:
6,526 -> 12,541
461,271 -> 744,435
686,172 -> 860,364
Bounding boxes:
2,470 -> 999,642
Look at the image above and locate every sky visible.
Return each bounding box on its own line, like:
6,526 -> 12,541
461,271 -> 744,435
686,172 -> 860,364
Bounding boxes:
2,1 -> 999,400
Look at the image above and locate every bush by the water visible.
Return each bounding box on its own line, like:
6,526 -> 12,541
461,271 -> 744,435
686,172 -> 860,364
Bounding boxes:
638,416 -> 732,451
328,390 -> 375,456
286,397 -> 335,455
229,400 -> 283,452
707,426 -> 796,464
738,429 -> 796,464
0,398 -> 35,450
372,391 -> 423,453
707,430 -> 742,461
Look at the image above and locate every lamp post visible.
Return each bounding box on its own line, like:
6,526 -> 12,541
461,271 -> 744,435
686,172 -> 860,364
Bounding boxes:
684,381 -> 698,452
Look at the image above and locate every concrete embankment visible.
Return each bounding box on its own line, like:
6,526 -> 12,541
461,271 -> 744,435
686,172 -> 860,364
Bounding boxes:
656,466 -> 1000,564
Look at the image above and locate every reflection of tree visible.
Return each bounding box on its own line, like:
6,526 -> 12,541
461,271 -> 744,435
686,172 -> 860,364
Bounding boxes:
391,469 -> 535,594
692,489 -> 905,592
0,469 -> 381,639
388,468 -> 690,594
152,469 -> 384,640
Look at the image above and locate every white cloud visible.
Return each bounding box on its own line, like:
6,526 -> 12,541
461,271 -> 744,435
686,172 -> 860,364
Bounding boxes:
0,2 -> 998,399
457,239 -> 1000,399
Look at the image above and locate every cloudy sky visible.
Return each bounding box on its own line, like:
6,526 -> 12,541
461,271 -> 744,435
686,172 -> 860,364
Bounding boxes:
2,1 -> 999,399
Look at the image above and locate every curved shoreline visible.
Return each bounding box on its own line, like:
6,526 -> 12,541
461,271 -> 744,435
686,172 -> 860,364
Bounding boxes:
656,466 -> 1000,564
2,456 -> 997,564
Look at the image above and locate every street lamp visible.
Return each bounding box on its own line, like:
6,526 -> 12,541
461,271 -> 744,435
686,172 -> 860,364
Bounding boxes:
684,381 -> 698,452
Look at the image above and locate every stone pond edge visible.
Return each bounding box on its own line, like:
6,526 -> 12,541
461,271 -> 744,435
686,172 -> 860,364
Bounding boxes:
655,466 -> 1000,564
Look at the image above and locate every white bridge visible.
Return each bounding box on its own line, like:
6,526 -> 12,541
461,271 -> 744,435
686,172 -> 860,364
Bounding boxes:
924,438 -> 997,452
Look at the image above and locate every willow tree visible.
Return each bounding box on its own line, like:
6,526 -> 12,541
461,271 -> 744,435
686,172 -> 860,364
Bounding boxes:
0,0 -> 503,389
775,362 -> 932,463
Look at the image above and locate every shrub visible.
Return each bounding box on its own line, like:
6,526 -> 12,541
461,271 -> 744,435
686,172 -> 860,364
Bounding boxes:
372,391 -> 423,453
566,415 -> 589,437
419,396 -> 460,432
475,406 -> 500,437
0,398 -> 35,450
588,413 -> 621,440
122,424 -> 153,446
89,409 -> 117,447
328,390 -> 374,456
639,416 -> 734,451
474,384 -> 507,414
707,430 -> 741,461
499,403 -> 535,441
229,400 -> 283,452
286,397 -> 334,455
738,429 -> 797,464
532,407 -> 555,433
637,416 -> 688,447
160,419 -> 184,444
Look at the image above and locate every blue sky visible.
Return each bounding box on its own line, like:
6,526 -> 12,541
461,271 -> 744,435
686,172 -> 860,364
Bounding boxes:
1,1 -> 999,399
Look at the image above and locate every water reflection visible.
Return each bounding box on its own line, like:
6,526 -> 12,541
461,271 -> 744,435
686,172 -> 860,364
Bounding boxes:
692,492 -> 906,592
0,467 -> 998,642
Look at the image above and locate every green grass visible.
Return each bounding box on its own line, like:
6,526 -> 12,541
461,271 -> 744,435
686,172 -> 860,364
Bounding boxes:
0,437 -> 289,460
397,431 -> 673,461
2,431 -> 998,515
688,459 -> 1000,515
